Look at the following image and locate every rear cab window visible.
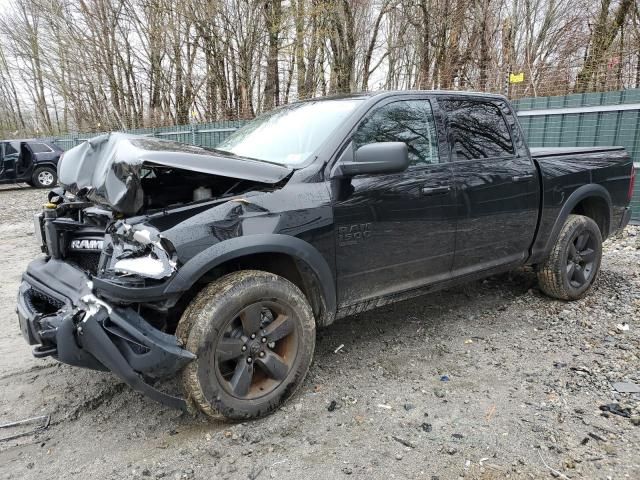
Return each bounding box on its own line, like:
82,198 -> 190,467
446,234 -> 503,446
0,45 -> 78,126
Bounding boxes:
439,99 -> 515,160
352,99 -> 439,167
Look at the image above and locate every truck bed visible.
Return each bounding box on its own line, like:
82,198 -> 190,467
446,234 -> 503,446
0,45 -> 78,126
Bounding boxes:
528,144 -> 632,264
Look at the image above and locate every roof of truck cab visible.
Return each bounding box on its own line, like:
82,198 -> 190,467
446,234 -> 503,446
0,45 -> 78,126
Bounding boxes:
293,90 -> 509,103
369,90 -> 509,100
0,138 -> 57,143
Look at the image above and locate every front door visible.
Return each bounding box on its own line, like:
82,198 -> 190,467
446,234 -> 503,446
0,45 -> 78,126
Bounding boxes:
0,142 -> 18,180
333,97 -> 457,307
438,98 -> 539,275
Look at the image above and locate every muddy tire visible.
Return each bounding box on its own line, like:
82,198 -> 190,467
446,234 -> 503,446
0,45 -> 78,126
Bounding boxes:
178,270 -> 316,420
537,214 -> 602,301
31,166 -> 57,188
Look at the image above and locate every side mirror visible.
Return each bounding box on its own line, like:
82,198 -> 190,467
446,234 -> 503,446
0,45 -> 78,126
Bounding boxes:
334,142 -> 409,177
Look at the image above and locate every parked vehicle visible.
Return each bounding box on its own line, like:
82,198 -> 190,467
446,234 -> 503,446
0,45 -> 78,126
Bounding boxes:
17,91 -> 634,419
0,139 -> 63,188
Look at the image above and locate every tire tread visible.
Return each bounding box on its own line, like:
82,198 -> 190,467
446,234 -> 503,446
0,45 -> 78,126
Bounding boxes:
178,270 -> 315,420
537,214 -> 602,301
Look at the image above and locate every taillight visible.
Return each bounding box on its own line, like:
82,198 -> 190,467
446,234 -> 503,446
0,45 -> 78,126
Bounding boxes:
628,164 -> 636,203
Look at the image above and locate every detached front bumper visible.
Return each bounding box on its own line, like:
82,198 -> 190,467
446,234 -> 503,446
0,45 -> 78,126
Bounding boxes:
17,257 -> 195,410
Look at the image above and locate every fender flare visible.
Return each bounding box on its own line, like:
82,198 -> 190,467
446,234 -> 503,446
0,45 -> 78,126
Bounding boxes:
535,183 -> 612,261
166,233 -> 337,318
32,162 -> 59,172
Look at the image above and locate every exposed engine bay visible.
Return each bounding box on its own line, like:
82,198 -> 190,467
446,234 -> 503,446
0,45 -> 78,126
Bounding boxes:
137,166 -> 264,211
57,132 -> 292,215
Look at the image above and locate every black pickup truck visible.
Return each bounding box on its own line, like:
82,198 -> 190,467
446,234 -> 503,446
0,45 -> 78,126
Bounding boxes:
17,91 -> 634,419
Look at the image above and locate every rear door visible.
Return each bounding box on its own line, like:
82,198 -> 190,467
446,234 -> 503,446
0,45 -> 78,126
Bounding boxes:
438,97 -> 539,275
333,96 -> 457,306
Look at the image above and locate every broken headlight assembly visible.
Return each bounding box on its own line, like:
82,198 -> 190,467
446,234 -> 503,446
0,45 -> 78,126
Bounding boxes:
106,222 -> 177,280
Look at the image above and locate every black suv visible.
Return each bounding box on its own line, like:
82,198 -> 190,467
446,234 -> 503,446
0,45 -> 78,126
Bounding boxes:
17,91 -> 634,420
0,139 -> 63,188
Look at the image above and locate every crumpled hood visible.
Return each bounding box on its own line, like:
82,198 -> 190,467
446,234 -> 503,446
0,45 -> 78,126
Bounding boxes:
58,133 -> 293,215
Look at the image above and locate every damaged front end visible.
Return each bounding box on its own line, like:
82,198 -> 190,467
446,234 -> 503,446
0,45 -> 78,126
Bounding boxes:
18,133 -> 292,409
17,257 -> 194,409
20,198 -> 189,408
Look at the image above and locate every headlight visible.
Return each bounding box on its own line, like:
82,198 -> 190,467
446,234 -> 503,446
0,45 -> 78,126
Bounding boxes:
107,222 -> 177,280
114,256 -> 174,279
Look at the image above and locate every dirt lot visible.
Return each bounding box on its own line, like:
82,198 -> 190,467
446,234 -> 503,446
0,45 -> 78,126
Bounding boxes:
0,185 -> 638,480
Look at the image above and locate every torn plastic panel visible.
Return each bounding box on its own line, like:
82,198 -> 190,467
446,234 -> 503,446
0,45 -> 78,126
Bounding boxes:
104,221 -> 177,280
58,133 -> 293,216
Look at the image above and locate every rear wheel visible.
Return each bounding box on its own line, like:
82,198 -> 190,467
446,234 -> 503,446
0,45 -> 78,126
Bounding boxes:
178,270 -> 316,420
537,214 -> 602,300
31,166 -> 57,188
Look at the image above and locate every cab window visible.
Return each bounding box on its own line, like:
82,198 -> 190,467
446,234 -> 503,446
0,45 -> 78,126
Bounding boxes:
29,143 -> 53,153
4,143 -> 18,156
439,99 -> 515,160
352,99 -> 439,166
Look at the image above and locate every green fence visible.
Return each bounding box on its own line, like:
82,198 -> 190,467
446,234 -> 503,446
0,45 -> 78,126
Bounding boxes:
513,89 -> 640,223
51,120 -> 246,151
45,89 -> 640,223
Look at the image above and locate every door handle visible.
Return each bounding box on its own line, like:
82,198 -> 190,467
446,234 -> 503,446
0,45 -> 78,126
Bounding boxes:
421,185 -> 451,196
512,174 -> 534,183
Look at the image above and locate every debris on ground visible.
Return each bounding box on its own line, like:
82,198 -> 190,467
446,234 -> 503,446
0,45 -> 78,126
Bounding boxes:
0,415 -> 50,443
599,403 -> 632,418
570,365 -> 592,375
613,381 -> 640,393
616,322 -> 630,332
420,423 -> 433,433
391,435 -> 415,448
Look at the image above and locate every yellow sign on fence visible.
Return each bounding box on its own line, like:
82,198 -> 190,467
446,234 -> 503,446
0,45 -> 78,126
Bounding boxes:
509,72 -> 524,84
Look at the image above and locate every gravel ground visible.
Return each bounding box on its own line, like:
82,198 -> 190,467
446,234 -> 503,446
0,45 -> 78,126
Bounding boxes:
0,185 -> 638,480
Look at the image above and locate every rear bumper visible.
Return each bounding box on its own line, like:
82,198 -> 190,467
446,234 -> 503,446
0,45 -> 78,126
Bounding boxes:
17,257 -> 195,410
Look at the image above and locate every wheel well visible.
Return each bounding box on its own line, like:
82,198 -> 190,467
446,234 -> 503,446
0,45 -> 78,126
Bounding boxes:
570,196 -> 610,240
34,163 -> 57,170
192,253 -> 330,327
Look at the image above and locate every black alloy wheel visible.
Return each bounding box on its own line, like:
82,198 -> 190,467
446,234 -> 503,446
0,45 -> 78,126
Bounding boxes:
566,229 -> 597,288
215,301 -> 298,399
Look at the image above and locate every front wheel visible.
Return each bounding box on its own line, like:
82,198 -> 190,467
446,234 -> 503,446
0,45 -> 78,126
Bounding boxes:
537,214 -> 602,300
31,166 -> 57,188
178,270 -> 316,420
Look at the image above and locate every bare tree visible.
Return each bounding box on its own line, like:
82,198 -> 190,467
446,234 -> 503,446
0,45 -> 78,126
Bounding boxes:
0,0 -> 638,138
